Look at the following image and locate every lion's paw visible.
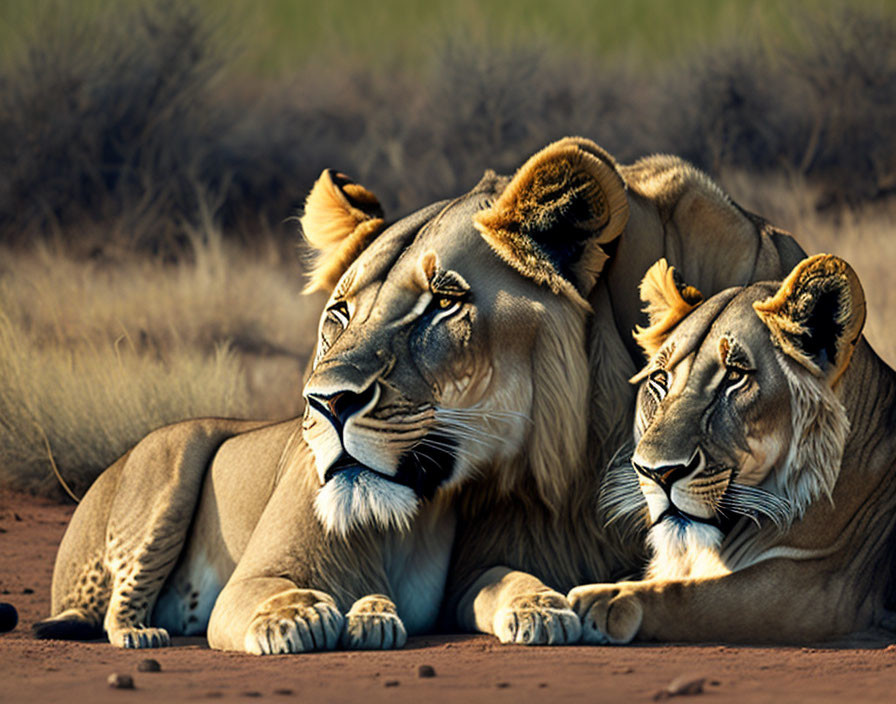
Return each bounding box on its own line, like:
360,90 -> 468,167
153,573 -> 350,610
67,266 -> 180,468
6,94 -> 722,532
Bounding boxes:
494,592 -> 582,646
342,595 -> 407,650
567,584 -> 642,644
113,626 -> 171,649
244,601 -> 343,655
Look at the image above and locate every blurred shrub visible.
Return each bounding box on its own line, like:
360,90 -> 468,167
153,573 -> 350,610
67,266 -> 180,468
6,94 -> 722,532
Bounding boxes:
0,1 -> 894,253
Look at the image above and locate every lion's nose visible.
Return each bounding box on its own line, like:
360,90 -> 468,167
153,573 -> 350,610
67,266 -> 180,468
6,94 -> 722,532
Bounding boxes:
307,385 -> 378,430
632,448 -> 704,490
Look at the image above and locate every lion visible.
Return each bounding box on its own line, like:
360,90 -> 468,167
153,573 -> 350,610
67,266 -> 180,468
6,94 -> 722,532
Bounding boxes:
34,137 -> 805,653
569,254 -> 896,644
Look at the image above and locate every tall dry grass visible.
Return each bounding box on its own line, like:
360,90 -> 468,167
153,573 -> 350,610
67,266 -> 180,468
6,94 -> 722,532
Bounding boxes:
0,227 -> 322,500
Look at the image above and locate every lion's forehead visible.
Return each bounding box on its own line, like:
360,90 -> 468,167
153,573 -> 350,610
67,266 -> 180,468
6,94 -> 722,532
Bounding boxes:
342,190 -> 500,301
664,285 -> 778,379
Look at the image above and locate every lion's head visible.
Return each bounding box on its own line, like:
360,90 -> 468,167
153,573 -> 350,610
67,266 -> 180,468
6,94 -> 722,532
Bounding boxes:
608,255 -> 866,579
299,138 -> 630,535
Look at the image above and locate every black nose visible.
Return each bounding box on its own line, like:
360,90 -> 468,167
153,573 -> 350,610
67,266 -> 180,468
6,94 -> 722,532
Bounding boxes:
633,450 -> 703,489
307,385 -> 378,430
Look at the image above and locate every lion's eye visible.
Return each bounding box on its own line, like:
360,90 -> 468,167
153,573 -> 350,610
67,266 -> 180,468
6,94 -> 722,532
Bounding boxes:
723,366 -> 751,395
429,293 -> 465,321
647,369 -> 668,400
327,300 -> 350,329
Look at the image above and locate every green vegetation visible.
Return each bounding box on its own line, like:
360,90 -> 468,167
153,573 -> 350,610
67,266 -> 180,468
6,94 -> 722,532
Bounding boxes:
3,0 -> 895,75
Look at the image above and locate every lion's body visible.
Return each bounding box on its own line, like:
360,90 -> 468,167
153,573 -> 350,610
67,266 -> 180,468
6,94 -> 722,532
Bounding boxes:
571,255 -> 896,644
38,139 -> 807,652
38,419 -> 455,651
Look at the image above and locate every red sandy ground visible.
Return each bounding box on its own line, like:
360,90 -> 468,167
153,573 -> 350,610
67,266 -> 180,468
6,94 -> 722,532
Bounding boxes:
3,487 -> 896,704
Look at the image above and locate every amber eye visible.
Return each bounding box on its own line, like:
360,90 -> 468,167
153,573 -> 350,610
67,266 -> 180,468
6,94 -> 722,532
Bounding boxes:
437,296 -> 454,309
726,368 -> 744,384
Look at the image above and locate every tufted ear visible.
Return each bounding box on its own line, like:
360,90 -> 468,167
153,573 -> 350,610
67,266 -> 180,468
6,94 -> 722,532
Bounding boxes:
753,254 -> 865,384
300,169 -> 386,294
473,137 -> 629,303
632,258 -> 704,358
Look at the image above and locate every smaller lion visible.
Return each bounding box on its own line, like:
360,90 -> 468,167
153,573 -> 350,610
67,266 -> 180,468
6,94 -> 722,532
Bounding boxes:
570,254 -> 896,644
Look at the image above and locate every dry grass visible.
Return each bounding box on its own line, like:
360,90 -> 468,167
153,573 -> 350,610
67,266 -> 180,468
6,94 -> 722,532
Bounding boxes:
1,176 -> 893,502
723,171 -> 896,366
0,227 -> 322,500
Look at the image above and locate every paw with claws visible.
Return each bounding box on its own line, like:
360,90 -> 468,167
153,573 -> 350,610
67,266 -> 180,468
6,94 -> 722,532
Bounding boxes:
244,589 -> 343,655
112,626 -> 171,649
494,591 -> 582,645
567,584 -> 643,644
342,595 -> 407,650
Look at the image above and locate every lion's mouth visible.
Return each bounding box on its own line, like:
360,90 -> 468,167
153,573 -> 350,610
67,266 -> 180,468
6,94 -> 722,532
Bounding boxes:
323,431 -> 457,500
323,453 -> 392,483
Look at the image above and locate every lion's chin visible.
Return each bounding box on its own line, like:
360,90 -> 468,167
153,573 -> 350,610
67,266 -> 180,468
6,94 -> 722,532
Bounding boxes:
314,467 -> 420,536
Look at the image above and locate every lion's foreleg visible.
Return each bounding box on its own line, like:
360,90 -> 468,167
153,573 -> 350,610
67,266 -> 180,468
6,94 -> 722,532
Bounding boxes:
207,576 -> 343,655
569,559 -> 857,644
456,566 -> 582,645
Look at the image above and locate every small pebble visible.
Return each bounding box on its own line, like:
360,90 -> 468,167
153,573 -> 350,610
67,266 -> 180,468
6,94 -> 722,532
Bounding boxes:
273,689 -> 293,696
13,513 -> 22,521
417,664 -> 436,678
885,644 -> 896,652
384,680 -> 400,687
137,658 -> 161,672
0,603 -> 18,632
654,675 -> 706,700
107,673 -> 135,689
22,588 -> 34,595
496,682 -> 510,688
241,692 -> 262,698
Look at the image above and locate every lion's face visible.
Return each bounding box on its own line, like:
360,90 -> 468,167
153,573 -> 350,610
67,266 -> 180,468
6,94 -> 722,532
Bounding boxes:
298,139 -> 631,535
613,255 -> 864,577
631,286 -> 797,545
303,187 -> 540,534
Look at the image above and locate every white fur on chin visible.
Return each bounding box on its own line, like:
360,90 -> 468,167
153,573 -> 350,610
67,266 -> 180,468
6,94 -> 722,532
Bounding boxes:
314,469 -> 420,536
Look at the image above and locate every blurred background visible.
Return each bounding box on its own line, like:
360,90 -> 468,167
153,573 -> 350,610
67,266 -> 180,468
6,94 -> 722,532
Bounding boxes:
1,0 -> 894,498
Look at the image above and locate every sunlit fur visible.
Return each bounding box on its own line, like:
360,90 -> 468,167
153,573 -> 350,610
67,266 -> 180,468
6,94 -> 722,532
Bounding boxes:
646,520 -> 727,581
314,470 -> 419,535
300,170 -> 385,294
774,349 -> 850,516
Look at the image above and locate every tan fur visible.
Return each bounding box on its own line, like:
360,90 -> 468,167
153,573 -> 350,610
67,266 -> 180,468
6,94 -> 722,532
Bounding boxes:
753,254 -> 866,383
570,255 -> 896,645
301,169 -> 385,293
36,418 -> 456,654
473,138 -> 629,302
632,259 -> 704,358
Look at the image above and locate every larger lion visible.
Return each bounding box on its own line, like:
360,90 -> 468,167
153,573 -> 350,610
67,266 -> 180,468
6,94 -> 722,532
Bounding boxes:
569,254 -> 896,644
35,137 -> 805,652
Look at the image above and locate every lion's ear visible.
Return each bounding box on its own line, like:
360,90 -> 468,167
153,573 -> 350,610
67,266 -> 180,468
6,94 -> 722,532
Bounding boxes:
753,254 -> 865,384
632,258 -> 704,358
300,169 -> 386,294
474,137 -> 629,302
